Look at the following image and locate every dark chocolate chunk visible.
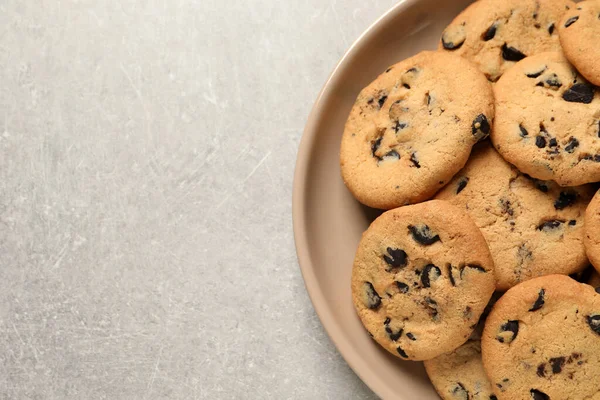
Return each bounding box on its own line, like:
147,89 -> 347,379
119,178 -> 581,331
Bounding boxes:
457,177 -> 469,194
520,124 -> 529,137
502,43 -> 526,61
384,317 -> 391,325
421,264 -> 441,288
526,67 -> 546,78
410,152 -> 421,168
371,137 -> 382,159
550,356 -> 565,374
451,383 -> 469,400
564,16 -> 579,27
483,23 -> 497,41
565,137 -> 579,153
406,332 -> 416,341
383,247 -> 408,270
363,282 -> 382,310
588,314 -> 600,335
472,114 -> 491,141
569,220 -> 576,226
537,363 -> 546,377
447,264 -> 456,286
548,138 -> 558,147
555,191 -> 577,210
548,23 -> 555,34
530,389 -> 549,400
377,95 -> 388,109
535,136 -> 547,148
396,346 -> 408,358
497,320 -> 519,343
536,73 -> 562,89
529,289 -> 545,311
490,396 -> 498,400
563,83 -> 595,104
382,150 -> 400,161
537,219 -> 564,230
408,224 -> 440,245
423,297 -> 439,319
393,120 -> 408,133
396,281 -> 409,293
385,325 -> 403,341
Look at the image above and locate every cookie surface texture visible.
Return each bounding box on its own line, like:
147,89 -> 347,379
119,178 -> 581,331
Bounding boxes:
482,275 -> 600,399
491,51 -> 600,186
439,0 -> 575,82
351,200 -> 495,361
436,142 -> 592,290
559,0 -> 600,86
340,51 -> 494,209
424,340 -> 496,400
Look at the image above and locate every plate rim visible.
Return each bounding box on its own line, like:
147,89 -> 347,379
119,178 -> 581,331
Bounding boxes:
292,1 -> 418,398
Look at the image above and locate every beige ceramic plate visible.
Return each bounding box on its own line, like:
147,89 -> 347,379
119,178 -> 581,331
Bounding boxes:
293,0 -> 475,398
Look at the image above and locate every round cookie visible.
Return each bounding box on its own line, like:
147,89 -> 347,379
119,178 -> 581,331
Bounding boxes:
585,189 -> 600,274
340,51 -> 494,210
439,0 -> 575,82
424,340 -> 496,400
559,0 -> 600,86
351,200 -> 495,361
482,275 -> 600,399
436,142 -> 593,290
491,51 -> 600,186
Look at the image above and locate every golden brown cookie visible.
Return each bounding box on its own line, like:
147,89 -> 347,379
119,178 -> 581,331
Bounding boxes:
340,51 -> 493,209
351,200 -> 495,361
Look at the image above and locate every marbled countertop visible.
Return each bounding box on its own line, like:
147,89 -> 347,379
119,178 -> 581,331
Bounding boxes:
0,1 -> 402,398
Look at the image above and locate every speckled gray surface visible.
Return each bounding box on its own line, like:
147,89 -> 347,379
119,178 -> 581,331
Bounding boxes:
0,1 -> 402,398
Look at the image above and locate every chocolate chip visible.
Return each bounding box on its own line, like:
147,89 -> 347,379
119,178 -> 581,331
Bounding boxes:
408,224 -> 440,245
548,138 -> 557,147
563,83 -> 595,104
537,219 -> 564,230
472,114 -> 490,141
393,121 -> 408,133
385,325 -> 403,341
526,67 -> 546,78
588,315 -> 600,335
396,346 -> 408,358
383,248 -> 408,270
497,320 -> 519,343
502,43 -> 526,61
421,264 -> 441,288
529,289 -> 545,311
519,124 -> 529,137
384,317 -> 391,325
555,191 -> 577,210
381,150 -> 400,162
535,136 -> 546,148
550,356 -> 566,374
569,220 -> 576,226
406,332 -> 416,341
451,383 -> 469,400
441,31 -> 465,50
530,389 -> 549,400
378,95 -> 388,108
410,152 -> 421,168
456,177 -> 469,194
423,297 -> 439,319
395,281 -> 409,294
548,23 -> 555,34
565,137 -> 579,153
564,16 -> 579,27
363,282 -> 382,310
582,153 -> 600,162
371,137 -> 382,159
537,363 -> 546,377
483,23 -> 497,41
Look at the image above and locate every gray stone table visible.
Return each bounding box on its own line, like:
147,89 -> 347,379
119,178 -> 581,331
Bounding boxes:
0,0 -> 404,398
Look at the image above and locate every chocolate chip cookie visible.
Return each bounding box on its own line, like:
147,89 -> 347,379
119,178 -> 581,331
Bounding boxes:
559,0 -> 600,86
340,51 -> 494,209
491,51 -> 600,186
585,189 -> 600,275
439,0 -> 575,82
351,200 -> 495,361
436,142 -> 592,290
425,340 -> 496,400
482,275 -> 600,399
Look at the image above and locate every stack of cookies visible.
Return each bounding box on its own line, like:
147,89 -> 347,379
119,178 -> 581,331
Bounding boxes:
341,1 -> 600,398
